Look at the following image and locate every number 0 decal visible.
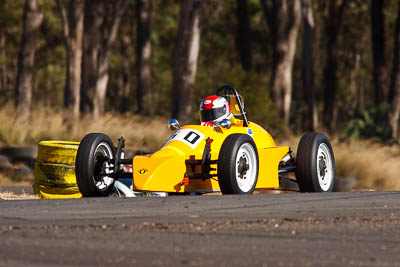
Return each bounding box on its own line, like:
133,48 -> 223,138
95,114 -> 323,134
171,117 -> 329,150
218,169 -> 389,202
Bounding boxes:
183,131 -> 201,145
164,129 -> 204,149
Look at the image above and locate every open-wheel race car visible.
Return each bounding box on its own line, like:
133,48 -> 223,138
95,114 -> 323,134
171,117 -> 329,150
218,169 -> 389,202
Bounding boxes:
75,85 -> 335,197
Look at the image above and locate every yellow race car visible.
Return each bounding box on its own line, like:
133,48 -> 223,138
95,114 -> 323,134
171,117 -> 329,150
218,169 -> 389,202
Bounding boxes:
75,85 -> 335,197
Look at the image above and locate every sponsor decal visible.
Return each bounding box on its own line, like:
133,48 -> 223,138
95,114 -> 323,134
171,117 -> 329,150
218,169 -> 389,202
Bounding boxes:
138,168 -> 148,175
247,128 -> 253,137
204,99 -> 212,105
164,128 -> 205,149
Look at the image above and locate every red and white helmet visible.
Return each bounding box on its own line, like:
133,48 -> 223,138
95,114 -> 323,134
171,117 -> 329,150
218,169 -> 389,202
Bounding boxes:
199,95 -> 232,126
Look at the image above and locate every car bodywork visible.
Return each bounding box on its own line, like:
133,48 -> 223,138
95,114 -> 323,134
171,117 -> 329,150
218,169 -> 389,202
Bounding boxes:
133,123 -> 289,193
129,85 -> 291,193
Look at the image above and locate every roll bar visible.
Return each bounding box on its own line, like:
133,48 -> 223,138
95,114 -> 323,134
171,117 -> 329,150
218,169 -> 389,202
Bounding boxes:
215,85 -> 249,127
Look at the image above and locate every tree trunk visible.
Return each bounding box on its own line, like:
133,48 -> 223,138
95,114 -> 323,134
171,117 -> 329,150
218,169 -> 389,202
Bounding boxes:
93,0 -> 128,118
136,0 -> 152,114
172,0 -> 202,123
119,36 -> 131,113
349,53 -> 361,110
15,0 -> 43,119
236,0 -> 252,71
93,63 -> 109,117
301,0 -> 318,131
262,0 -> 301,127
389,3 -> 400,138
56,0 -> 84,122
371,0 -> 388,105
0,29 -> 6,93
322,0 -> 346,132
80,0 -> 104,113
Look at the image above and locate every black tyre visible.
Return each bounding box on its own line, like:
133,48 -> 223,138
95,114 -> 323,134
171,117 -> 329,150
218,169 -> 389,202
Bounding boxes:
295,132 -> 335,192
75,133 -> 116,197
218,134 -> 259,194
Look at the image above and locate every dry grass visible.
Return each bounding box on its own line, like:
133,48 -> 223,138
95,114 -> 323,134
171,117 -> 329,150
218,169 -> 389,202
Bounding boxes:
0,191 -> 39,200
0,105 -> 171,151
0,173 -> 32,186
333,139 -> 400,190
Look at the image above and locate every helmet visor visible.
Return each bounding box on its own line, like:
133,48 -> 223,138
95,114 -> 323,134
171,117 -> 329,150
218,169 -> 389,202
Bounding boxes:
200,106 -> 226,122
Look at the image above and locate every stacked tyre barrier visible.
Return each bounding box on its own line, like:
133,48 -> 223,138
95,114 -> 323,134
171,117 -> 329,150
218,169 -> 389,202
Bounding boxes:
32,141 -> 82,199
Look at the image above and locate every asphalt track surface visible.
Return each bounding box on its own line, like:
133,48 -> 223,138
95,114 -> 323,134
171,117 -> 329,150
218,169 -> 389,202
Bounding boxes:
1,191 -> 400,266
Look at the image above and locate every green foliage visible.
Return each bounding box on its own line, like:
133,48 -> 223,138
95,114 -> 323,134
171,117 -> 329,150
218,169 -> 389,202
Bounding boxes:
34,63 -> 65,108
345,104 -> 392,140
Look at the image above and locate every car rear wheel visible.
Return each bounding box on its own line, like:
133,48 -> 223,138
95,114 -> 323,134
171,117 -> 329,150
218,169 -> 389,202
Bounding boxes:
295,132 -> 335,192
218,134 -> 259,194
76,133 -> 115,197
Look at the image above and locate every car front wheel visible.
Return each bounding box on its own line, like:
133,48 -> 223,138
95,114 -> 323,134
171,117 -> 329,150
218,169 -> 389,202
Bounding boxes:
218,134 -> 259,194
75,133 -> 116,197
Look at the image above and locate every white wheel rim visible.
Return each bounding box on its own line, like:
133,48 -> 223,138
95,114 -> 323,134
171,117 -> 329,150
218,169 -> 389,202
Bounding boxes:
316,143 -> 333,191
235,143 -> 257,192
94,142 -> 114,190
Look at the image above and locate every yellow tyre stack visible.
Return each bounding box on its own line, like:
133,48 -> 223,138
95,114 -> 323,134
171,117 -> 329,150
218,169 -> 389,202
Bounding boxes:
33,141 -> 82,199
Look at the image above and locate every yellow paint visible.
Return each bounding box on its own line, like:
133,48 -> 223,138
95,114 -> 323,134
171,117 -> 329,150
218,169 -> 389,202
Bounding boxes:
34,162 -> 77,186
227,95 -> 244,115
37,141 -> 79,165
256,146 -> 289,188
35,119 -> 289,196
132,121 -> 287,193
34,141 -> 80,198
32,183 -> 82,199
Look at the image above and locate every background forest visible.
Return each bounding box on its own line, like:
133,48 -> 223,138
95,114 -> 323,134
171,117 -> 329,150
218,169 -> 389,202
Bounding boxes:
1,0 -> 400,190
